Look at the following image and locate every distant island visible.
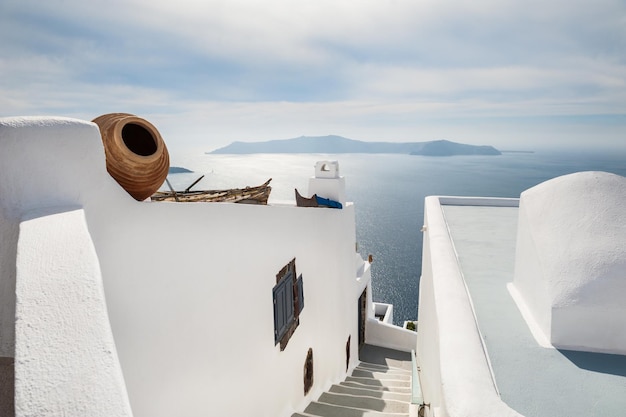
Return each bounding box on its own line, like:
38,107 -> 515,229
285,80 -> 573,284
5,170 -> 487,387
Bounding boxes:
208,135 -> 501,156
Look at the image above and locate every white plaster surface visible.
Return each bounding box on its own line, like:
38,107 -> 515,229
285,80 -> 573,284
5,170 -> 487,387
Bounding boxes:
0,116 -> 127,357
373,302 -> 394,323
417,196 -> 522,417
506,283 -> 552,348
442,202 -> 626,417
365,319 -> 417,352
0,116 -> 370,417
308,161 -> 347,204
15,208 -> 131,417
94,201 -> 362,417
314,160 -> 340,178
512,171 -> 626,354
308,177 -> 347,205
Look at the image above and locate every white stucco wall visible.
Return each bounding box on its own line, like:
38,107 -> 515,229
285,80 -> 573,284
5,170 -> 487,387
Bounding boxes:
365,319 -> 417,352
15,208 -> 132,417
512,171 -> 626,354
0,117 -> 126,358
0,116 -> 368,417
308,160 -> 347,205
89,200 -> 363,417
417,196 -> 522,417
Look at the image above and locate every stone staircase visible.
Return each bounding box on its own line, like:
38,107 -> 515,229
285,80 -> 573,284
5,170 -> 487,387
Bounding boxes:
293,346 -> 413,417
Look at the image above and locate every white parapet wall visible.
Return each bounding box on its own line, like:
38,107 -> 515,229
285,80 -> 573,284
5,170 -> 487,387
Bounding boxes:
0,117 -> 126,358
93,200 -> 362,417
0,117 -> 371,417
15,208 -> 132,417
373,302 -> 394,324
417,196 -> 522,417
365,319 -> 417,353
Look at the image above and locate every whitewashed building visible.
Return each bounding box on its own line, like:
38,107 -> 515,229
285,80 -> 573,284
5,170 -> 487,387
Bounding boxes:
2,115 -> 624,417
0,116 -> 417,417
417,171 -> 626,417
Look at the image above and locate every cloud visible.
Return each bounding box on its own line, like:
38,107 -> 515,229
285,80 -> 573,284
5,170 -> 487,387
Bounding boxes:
1,0 -> 625,151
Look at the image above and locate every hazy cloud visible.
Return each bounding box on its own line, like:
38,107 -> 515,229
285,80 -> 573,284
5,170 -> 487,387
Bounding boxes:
1,0 -> 625,150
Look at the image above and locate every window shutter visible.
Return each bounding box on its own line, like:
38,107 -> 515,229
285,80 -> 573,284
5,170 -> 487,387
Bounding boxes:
285,270 -> 295,324
296,274 -> 304,314
273,278 -> 287,344
272,259 -> 304,349
273,270 -> 295,345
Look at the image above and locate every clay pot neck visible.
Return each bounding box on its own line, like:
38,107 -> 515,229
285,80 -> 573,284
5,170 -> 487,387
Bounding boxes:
121,123 -> 157,157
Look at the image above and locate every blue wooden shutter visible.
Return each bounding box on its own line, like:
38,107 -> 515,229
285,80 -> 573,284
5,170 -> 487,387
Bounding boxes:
285,270 -> 295,323
296,274 -> 304,314
273,270 -> 294,344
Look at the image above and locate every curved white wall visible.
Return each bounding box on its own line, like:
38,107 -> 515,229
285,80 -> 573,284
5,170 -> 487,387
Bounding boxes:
1,117 -> 367,417
15,208 -> 132,417
512,171 -> 626,354
0,117 -> 125,357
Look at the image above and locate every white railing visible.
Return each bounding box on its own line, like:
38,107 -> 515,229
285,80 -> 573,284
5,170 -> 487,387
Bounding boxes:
410,349 -> 425,417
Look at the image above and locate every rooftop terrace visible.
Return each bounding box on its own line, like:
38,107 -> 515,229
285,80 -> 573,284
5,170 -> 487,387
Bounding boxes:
442,203 -> 626,417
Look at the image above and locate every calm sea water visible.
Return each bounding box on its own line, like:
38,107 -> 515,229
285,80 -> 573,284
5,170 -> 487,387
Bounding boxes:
166,150 -> 626,325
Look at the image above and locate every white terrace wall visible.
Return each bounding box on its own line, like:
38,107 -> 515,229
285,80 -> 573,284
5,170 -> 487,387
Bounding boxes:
15,208 -> 132,417
417,196 -> 522,417
0,117 -> 367,417
0,117 -> 135,417
89,199 -> 362,417
0,117 -> 127,358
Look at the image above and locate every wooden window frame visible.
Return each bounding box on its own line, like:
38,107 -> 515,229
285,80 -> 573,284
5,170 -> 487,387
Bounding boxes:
273,258 -> 304,350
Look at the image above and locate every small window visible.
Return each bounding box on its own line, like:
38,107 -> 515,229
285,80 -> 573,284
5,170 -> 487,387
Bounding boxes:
273,259 -> 304,350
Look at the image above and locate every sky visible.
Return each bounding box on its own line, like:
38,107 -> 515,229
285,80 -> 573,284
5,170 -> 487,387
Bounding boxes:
1,0 -> 625,152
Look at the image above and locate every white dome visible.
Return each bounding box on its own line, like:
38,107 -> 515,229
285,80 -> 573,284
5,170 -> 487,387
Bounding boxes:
512,171 -> 626,354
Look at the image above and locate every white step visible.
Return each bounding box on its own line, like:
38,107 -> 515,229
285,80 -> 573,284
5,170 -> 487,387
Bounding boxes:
356,363 -> 411,376
340,381 -> 411,394
357,361 -> 411,374
345,376 -> 410,389
294,347 -> 415,417
317,392 -> 410,414
304,401 -> 409,417
352,369 -> 411,381
328,384 -> 411,402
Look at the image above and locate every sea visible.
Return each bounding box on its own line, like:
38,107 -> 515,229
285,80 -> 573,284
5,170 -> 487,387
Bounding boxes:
165,150 -> 626,325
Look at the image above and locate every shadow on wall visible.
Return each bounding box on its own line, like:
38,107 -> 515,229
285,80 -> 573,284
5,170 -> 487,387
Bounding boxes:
0,357 -> 14,417
559,349 -> 626,378
0,217 -> 18,359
